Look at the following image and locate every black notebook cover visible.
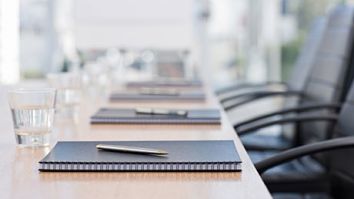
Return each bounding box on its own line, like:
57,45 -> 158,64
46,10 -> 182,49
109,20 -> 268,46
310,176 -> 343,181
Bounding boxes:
109,91 -> 205,101
90,108 -> 221,124
39,140 -> 241,172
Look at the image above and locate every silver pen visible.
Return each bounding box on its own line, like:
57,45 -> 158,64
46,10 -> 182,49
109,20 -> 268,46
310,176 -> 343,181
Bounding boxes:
135,107 -> 187,116
96,144 -> 169,155
139,88 -> 179,96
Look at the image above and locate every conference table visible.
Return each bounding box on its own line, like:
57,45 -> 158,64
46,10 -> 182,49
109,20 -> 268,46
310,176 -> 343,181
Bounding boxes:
0,80 -> 272,199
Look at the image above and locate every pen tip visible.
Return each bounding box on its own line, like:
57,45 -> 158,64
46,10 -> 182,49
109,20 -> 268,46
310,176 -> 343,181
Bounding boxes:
159,150 -> 169,155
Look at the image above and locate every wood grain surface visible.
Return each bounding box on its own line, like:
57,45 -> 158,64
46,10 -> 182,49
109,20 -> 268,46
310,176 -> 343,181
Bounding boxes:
0,81 -> 271,199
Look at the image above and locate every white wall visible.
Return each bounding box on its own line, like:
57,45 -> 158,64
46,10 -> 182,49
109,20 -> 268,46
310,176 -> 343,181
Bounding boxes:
0,0 -> 20,83
73,0 -> 195,50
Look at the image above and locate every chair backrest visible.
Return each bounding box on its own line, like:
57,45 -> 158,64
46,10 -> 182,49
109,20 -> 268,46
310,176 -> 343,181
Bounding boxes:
281,17 -> 327,140
327,80 -> 354,199
287,17 -> 326,91
295,5 -> 354,146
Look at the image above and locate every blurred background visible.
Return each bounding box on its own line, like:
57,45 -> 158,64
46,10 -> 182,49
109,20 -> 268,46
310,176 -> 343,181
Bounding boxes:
0,0 -> 350,87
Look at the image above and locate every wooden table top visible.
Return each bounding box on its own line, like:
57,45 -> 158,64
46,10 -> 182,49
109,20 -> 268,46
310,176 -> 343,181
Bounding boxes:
0,81 -> 272,199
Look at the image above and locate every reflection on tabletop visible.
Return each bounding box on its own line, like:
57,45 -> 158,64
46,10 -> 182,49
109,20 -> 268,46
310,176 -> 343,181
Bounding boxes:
39,172 -> 241,182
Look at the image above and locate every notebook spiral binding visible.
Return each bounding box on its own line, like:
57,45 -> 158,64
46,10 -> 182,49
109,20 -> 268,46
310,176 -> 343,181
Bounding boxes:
109,95 -> 205,101
39,162 -> 241,171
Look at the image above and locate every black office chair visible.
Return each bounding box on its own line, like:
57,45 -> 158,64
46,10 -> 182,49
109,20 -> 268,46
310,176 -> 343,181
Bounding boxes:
235,4 -> 354,152
219,6 -> 354,113
216,17 -> 325,111
254,83 -> 354,198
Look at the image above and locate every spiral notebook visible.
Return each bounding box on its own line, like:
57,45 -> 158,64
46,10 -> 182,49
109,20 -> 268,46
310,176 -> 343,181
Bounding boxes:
126,80 -> 203,88
39,140 -> 241,172
90,108 -> 221,124
109,90 -> 205,101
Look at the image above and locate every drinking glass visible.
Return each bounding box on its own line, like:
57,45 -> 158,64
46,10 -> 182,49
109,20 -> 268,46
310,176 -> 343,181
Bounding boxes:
82,62 -> 110,100
8,88 -> 56,147
47,72 -> 81,121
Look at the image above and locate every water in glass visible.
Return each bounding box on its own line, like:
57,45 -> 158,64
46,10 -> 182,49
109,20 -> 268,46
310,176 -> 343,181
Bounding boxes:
11,105 -> 54,146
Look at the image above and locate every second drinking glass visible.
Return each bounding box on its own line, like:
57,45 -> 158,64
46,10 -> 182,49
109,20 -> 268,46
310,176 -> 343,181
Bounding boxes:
47,72 -> 82,122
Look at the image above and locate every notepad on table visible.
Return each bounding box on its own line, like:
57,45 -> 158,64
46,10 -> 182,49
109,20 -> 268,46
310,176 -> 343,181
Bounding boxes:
126,79 -> 203,88
90,108 -> 221,124
38,140 -> 241,172
109,89 -> 205,101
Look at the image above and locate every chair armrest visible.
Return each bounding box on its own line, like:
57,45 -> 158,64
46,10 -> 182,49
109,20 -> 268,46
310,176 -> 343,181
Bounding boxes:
224,91 -> 303,111
256,137 -> 354,174
221,90 -> 276,104
215,81 -> 287,95
234,103 -> 341,129
221,90 -> 300,104
236,115 -> 338,136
